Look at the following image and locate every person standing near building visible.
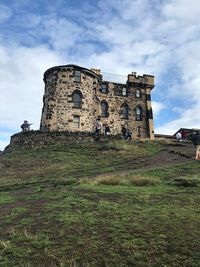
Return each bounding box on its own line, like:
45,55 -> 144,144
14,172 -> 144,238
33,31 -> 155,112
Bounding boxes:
104,123 -> 110,135
192,131 -> 200,160
121,125 -> 127,140
21,120 -> 32,132
181,130 -> 187,141
176,131 -> 182,141
126,128 -> 132,140
95,117 -> 101,134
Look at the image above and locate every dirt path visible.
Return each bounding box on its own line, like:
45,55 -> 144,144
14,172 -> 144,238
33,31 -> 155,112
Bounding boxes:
139,142 -> 194,168
94,142 -> 196,178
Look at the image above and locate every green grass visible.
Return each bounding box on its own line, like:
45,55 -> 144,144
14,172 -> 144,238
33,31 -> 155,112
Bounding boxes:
0,140 -> 200,266
1,180 -> 200,266
0,140 -> 162,187
0,193 -> 15,204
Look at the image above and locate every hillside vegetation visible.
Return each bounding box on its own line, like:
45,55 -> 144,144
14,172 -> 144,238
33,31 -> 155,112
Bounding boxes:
0,139 -> 200,267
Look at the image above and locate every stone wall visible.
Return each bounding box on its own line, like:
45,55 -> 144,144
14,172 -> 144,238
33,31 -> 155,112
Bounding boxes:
6,131 -> 121,150
40,64 -> 155,139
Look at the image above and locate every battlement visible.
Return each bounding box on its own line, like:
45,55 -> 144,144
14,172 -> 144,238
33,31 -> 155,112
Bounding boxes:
127,72 -> 154,88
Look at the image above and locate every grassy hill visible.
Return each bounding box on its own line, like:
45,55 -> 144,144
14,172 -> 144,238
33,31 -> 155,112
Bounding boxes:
0,138 -> 200,267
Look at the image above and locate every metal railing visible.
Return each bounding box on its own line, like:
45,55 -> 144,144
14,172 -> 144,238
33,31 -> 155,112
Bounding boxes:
102,72 -> 127,84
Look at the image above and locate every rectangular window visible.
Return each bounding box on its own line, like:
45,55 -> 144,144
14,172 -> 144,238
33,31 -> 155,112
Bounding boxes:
73,115 -> 80,128
74,70 -> 81,82
137,126 -> 141,137
136,89 -> 141,98
122,87 -> 127,96
101,84 -> 108,93
146,94 -> 151,101
146,109 -> 153,119
114,84 -> 122,95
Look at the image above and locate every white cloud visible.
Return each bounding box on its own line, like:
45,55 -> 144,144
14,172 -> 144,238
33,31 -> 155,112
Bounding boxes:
0,4 -> 12,22
163,0 -> 200,24
0,44 -> 63,132
42,17 -> 83,51
16,14 -> 42,28
152,101 -> 166,118
156,103 -> 200,135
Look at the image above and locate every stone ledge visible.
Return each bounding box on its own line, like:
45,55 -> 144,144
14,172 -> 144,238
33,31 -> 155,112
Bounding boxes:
5,130 -> 122,151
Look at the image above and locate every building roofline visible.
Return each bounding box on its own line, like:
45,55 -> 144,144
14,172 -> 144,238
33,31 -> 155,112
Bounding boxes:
44,64 -> 101,81
173,128 -> 200,136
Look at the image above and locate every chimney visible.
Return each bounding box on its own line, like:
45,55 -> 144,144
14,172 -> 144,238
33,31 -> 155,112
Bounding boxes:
91,68 -> 101,75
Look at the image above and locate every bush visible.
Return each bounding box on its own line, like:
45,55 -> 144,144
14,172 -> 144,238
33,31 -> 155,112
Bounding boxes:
95,175 -> 122,185
173,177 -> 200,187
130,175 -> 160,186
81,174 -> 161,187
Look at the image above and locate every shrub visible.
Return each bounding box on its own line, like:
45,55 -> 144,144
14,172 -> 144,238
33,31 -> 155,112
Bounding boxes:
95,175 -> 122,185
173,177 -> 200,187
130,175 -> 160,186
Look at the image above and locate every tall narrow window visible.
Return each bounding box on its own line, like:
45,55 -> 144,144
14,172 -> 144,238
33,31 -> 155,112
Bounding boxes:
136,89 -> 141,98
72,90 -> 82,108
146,108 -> 153,119
137,126 -> 141,137
73,115 -> 80,128
74,70 -> 81,82
101,101 -> 109,117
146,94 -> 151,101
121,104 -> 129,119
136,105 -> 143,121
122,87 -> 127,96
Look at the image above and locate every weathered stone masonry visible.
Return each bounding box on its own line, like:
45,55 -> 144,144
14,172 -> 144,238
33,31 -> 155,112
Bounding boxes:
40,64 -> 155,139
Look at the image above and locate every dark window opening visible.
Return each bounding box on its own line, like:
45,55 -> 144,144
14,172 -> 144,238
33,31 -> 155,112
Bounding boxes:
136,89 -> 141,98
146,108 -> 153,119
122,87 -> 127,96
137,126 -> 141,137
146,94 -> 151,101
101,84 -> 108,94
136,106 -> 143,121
121,104 -> 129,119
114,84 -> 127,96
73,115 -> 80,128
101,101 -> 109,117
74,70 -> 81,82
72,91 -> 82,108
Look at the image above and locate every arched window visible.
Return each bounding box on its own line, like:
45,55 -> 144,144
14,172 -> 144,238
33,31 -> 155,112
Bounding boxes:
121,104 -> 129,119
72,90 -> 82,108
101,101 -> 109,117
136,105 -> 143,121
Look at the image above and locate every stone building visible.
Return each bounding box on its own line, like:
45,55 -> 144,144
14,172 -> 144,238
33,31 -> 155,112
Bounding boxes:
40,64 -> 155,139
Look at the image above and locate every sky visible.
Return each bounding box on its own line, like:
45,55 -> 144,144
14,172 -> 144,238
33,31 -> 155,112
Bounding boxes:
0,0 -> 200,150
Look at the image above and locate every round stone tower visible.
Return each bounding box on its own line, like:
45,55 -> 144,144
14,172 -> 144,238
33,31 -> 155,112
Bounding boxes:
40,64 -> 100,132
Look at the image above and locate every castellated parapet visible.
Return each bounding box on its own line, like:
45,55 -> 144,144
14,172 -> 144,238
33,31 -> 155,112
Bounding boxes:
40,64 -> 155,139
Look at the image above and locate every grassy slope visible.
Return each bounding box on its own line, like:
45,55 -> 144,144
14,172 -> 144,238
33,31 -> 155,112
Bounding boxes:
0,140 -> 200,267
